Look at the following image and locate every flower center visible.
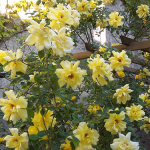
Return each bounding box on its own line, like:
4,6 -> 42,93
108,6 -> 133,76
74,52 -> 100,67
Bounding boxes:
84,133 -> 88,137
118,59 -> 122,62
115,119 -> 119,123
68,74 -> 74,79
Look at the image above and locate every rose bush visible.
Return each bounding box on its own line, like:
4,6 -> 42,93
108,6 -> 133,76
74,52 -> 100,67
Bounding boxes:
0,0 -> 150,149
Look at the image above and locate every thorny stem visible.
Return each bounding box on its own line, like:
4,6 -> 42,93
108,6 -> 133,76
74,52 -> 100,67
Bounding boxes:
108,29 -> 120,43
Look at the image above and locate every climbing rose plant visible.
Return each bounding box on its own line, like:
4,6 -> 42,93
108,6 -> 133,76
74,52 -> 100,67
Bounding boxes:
0,0 -> 150,150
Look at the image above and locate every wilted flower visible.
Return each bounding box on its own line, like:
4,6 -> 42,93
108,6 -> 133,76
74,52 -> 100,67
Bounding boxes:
107,11 -> 124,28
0,90 -> 28,124
110,132 -> 139,150
114,84 -> 133,104
55,60 -> 87,89
4,128 -> 28,150
104,111 -> 126,134
126,104 -> 145,122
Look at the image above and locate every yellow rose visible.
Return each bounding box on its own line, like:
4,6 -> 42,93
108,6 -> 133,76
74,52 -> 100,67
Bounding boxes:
28,126 -> 38,135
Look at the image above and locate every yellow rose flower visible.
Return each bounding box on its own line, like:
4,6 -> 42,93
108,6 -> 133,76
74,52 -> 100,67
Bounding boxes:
144,52 -> 150,62
140,117 -> 150,133
55,60 -> 87,89
110,132 -> 139,150
61,136 -> 72,150
87,104 -> 103,114
77,0 -> 90,14
139,93 -> 150,107
139,68 -> 150,79
51,97 -> 66,107
73,122 -> 99,148
0,90 -> 28,124
0,50 -> 7,65
104,111 -> 126,134
114,84 -> 133,104
117,71 -> 125,77
126,104 -> 145,122
88,54 -> 114,86
4,128 -> 28,150
25,19 -> 52,51
136,4 -> 149,18
42,0 -> 56,8
28,126 -> 38,135
3,49 -> 27,79
109,50 -> 131,72
51,27 -> 74,57
103,0 -> 114,5
32,110 -> 56,131
47,4 -> 76,30
107,11 -> 124,28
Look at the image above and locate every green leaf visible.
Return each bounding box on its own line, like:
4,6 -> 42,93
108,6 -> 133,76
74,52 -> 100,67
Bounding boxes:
38,131 -> 46,138
29,134 -> 38,140
128,126 -> 134,132
38,50 -> 45,59
28,109 -> 34,118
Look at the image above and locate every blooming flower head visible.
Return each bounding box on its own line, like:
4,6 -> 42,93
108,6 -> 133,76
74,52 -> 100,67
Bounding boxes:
104,111 -> 126,134
139,93 -> 150,107
110,132 -> 139,150
3,49 -> 27,79
136,4 -> 149,18
0,50 -> 7,65
25,19 -> 52,51
139,68 -> 150,79
4,128 -> 28,150
107,11 -> 124,28
32,110 -> 56,131
126,104 -> 145,122
114,84 -> 133,104
90,0 -> 97,11
140,117 -> 150,133
109,50 -> 131,72
87,104 -> 103,114
51,27 -> 74,57
28,126 -> 38,135
144,52 -> 150,62
103,0 -> 114,5
88,54 -> 114,86
55,60 -> 87,89
0,90 -> 28,124
73,122 -> 99,147
77,0 -> 90,14
47,4 -> 76,30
